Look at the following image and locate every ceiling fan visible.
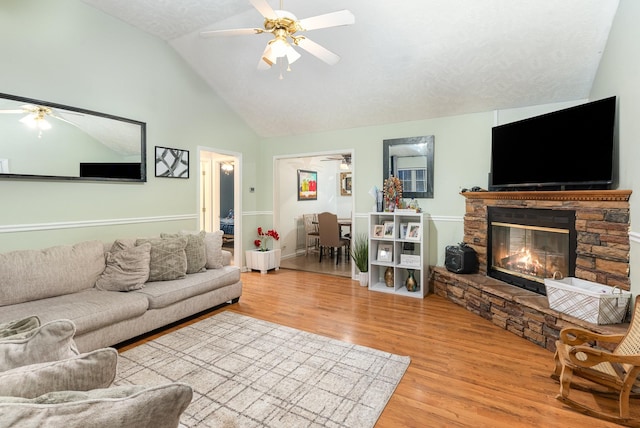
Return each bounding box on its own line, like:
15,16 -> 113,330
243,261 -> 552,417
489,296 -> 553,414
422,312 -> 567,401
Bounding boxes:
0,104 -> 80,138
322,153 -> 351,169
200,0 -> 355,72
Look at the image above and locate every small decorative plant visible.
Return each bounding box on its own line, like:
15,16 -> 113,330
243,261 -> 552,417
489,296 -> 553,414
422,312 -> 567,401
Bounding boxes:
254,227 -> 279,251
350,234 -> 369,273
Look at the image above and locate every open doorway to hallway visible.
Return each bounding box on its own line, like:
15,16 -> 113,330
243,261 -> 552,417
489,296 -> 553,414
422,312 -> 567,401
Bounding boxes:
198,147 -> 242,267
273,150 -> 355,278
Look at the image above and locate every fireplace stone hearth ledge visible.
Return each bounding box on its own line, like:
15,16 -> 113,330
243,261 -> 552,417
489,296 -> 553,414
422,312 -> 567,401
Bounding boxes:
428,189 -> 632,352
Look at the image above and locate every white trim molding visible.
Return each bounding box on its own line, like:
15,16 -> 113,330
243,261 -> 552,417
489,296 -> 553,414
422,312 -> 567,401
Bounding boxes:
630,231 -> 640,244
0,214 -> 197,233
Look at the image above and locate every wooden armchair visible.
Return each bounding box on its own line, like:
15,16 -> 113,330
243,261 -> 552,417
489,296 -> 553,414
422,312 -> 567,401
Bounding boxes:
553,298 -> 640,425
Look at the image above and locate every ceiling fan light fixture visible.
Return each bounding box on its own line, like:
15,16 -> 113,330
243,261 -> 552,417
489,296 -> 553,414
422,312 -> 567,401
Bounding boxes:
19,113 -> 51,130
285,44 -> 301,64
221,162 -> 234,174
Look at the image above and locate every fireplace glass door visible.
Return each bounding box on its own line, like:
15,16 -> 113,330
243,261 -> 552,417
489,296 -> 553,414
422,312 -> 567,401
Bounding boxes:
487,207 -> 576,295
491,222 -> 570,282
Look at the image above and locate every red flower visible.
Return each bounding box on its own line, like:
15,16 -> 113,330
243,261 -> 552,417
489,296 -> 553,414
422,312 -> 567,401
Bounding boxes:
255,227 -> 279,251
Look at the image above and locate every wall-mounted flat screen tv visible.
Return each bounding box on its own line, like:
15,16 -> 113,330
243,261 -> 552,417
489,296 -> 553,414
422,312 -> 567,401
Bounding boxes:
489,96 -> 616,190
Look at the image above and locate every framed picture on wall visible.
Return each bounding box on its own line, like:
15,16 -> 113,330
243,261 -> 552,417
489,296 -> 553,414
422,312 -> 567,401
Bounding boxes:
297,170 -> 317,200
155,146 -> 189,178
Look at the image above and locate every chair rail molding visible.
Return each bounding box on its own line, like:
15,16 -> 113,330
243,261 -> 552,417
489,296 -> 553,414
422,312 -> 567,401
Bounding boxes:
0,214 -> 197,233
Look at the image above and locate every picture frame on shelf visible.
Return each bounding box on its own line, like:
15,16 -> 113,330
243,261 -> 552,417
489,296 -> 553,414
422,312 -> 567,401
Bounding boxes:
400,254 -> 422,268
377,243 -> 393,262
400,223 -> 408,239
406,222 -> 422,241
383,221 -> 395,238
373,224 -> 384,238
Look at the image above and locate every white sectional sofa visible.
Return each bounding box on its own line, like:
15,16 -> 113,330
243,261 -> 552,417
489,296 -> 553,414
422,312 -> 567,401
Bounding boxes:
0,232 -> 242,353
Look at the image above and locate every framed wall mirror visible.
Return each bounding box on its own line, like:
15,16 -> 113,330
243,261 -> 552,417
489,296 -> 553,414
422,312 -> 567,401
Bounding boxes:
0,93 -> 146,182
340,172 -> 352,196
383,135 -> 434,199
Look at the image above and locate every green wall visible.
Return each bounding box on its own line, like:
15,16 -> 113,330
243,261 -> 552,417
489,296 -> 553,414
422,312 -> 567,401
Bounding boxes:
589,0 -> 640,295
0,0 -> 259,251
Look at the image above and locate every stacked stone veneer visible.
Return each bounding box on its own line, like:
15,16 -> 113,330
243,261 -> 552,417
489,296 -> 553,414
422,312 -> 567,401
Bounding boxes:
430,190 -> 631,351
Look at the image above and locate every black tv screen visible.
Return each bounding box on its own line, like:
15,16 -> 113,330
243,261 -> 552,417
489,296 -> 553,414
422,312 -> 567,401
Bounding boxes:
489,96 -> 616,190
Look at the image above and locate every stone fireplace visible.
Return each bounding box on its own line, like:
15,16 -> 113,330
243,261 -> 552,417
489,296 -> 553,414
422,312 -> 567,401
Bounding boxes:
430,190 -> 631,351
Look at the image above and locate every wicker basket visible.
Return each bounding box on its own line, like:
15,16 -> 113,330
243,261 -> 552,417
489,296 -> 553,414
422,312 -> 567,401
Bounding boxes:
544,277 -> 631,325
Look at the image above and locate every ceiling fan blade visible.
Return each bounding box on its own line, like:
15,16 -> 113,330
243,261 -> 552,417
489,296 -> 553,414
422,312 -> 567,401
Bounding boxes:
200,28 -> 263,37
250,0 -> 277,20
0,109 -> 25,114
298,10 -> 355,31
295,37 -> 340,65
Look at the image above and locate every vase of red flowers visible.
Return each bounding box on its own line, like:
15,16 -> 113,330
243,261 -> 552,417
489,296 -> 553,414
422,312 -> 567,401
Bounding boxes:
246,227 -> 281,274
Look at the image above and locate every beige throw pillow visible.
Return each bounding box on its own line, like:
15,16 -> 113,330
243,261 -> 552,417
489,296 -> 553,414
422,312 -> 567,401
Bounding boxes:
0,348 -> 117,398
205,230 -> 224,269
95,243 -> 151,291
135,237 -> 188,282
0,383 -> 193,428
0,319 -> 78,372
161,231 -> 206,274
0,316 -> 40,339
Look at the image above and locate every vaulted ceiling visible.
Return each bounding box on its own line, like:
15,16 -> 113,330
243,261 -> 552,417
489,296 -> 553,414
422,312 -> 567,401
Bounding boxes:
81,0 -> 619,138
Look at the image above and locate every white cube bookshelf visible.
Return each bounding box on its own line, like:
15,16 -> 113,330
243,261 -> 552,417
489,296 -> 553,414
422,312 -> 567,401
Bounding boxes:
368,212 -> 429,298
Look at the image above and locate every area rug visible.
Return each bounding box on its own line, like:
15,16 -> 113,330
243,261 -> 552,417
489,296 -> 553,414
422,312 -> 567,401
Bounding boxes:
114,311 -> 410,427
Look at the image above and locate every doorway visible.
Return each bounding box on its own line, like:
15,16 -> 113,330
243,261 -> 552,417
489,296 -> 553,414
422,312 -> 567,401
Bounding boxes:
198,147 -> 242,267
273,150 -> 355,278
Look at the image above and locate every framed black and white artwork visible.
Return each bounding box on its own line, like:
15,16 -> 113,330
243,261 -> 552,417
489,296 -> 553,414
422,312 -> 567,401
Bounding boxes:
155,146 -> 189,179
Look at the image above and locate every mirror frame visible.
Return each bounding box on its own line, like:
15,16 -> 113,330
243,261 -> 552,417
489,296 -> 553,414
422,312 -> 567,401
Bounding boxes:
383,135 -> 434,199
0,92 -> 146,182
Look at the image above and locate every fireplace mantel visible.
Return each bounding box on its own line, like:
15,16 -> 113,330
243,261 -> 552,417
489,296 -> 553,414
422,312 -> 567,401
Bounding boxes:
461,189 -> 631,202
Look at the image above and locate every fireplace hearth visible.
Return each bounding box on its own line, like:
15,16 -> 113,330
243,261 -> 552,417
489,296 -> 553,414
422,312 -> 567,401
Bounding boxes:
487,207 -> 576,295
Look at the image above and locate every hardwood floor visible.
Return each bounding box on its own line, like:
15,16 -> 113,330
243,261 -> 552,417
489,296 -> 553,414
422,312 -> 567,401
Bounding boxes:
119,270 -> 632,427
279,249 -> 352,278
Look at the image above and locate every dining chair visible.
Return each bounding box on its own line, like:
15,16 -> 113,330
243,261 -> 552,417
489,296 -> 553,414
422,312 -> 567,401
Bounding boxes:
303,213 -> 320,255
317,212 -> 350,264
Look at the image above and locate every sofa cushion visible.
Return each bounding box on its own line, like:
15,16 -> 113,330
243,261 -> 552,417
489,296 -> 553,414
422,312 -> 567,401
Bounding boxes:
0,348 -> 117,398
0,290 -> 149,338
161,232 -> 206,274
135,266 -> 241,309
135,237 -> 188,282
95,243 -> 151,291
0,320 -> 78,372
204,230 -> 224,269
0,316 -> 40,338
0,241 -> 106,306
0,383 -> 193,428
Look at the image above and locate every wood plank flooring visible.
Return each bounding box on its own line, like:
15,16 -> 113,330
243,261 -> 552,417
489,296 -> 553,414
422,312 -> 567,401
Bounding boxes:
119,270 -> 632,427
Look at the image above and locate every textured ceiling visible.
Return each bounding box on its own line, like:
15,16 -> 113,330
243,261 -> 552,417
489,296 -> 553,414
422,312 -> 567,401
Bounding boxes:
81,0 -> 619,138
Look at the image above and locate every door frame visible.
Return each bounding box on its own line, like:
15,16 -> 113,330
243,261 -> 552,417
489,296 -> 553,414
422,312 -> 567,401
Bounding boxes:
198,146 -> 242,268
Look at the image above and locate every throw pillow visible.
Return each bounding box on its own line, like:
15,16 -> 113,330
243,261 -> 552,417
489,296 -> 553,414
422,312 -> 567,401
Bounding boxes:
183,230 -> 224,269
0,348 -> 117,398
161,231 -> 206,274
95,243 -> 151,291
0,316 -> 40,339
0,319 -> 78,372
0,383 -> 193,428
109,238 -> 137,252
135,237 -> 188,282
